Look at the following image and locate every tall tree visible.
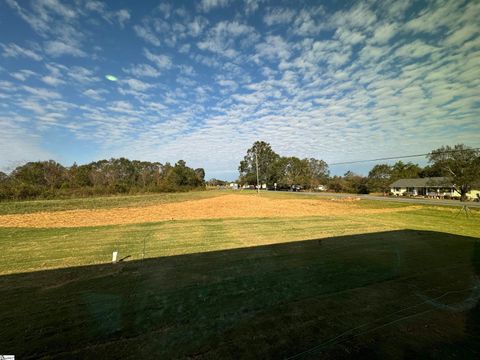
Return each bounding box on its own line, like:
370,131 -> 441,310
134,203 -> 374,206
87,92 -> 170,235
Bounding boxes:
194,168 -> 206,183
239,141 -> 280,185
367,164 -> 392,193
306,158 -> 329,188
428,144 -> 480,201
276,157 -> 311,188
390,161 -> 422,180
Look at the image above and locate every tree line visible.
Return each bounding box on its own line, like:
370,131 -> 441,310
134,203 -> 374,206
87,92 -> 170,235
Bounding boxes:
239,141 -> 329,190
0,158 -> 205,200
238,142 -> 480,200
238,141 -> 329,189
1,143 -> 477,201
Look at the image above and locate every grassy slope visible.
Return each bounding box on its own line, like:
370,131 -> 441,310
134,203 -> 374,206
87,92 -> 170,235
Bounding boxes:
1,191 -> 479,358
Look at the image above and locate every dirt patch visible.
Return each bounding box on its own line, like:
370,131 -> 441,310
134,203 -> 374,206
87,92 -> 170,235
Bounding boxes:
0,194 -> 418,228
330,197 -> 361,202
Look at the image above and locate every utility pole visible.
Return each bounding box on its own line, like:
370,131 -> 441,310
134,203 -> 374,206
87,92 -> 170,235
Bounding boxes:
255,150 -> 260,194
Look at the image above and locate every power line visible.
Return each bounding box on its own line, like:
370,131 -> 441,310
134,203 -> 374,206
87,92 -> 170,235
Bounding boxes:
328,147 -> 480,166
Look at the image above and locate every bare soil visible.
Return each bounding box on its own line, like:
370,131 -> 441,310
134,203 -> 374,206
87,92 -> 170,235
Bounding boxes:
0,194 -> 418,228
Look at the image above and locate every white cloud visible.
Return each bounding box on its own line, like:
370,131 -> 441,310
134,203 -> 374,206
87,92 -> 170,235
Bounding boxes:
217,79 -> 238,91
123,64 -> 162,78
395,40 -> 438,59
444,23 -> 479,46
41,75 -> 65,86
335,27 -> 366,45
197,21 -> 258,58
36,0 -> 77,19
244,0 -> 264,15
384,0 -> 412,19
404,0 -> 478,35
1,43 -> 42,61
114,9 -> 131,27
179,44 -> 191,53
292,8 -> 325,35
23,85 -> 62,99
123,78 -> 154,92
371,23 -> 397,44
83,89 -> 107,101
83,1 -> 131,27
0,116 -> 53,172
330,3 -> 376,30
198,0 -> 231,12
254,35 -> 291,62
44,40 -> 86,57
263,8 -> 296,26
188,17 -> 208,37
5,0 -> 91,58
10,69 -> 37,81
143,49 -> 172,70
134,24 -> 161,46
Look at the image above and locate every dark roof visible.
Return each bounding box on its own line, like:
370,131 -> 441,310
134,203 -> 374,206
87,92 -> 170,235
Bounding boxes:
389,177 -> 453,188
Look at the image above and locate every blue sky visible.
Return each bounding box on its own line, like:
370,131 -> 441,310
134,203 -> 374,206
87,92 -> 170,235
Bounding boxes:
0,0 -> 479,180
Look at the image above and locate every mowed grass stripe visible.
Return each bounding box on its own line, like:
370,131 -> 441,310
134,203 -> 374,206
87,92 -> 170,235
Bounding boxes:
0,215 -> 390,275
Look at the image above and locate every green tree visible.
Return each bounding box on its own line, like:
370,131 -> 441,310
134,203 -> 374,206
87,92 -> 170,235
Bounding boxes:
194,168 -> 206,183
390,161 -> 422,180
276,157 -> 311,188
367,164 -> 392,193
0,171 -> 11,200
327,176 -> 347,193
343,171 -> 369,194
306,158 -> 329,189
165,160 -> 203,188
207,178 -> 228,186
420,163 -> 444,178
239,141 -> 280,185
10,161 -> 66,197
428,144 -> 480,201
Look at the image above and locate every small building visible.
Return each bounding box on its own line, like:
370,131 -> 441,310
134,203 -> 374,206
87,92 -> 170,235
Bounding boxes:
389,177 -> 480,200
229,183 -> 239,190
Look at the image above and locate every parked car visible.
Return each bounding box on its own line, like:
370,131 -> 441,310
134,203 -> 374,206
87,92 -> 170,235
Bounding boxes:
268,184 -> 290,191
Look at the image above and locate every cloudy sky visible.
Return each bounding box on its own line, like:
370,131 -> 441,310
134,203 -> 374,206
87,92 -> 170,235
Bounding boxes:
0,0 -> 479,179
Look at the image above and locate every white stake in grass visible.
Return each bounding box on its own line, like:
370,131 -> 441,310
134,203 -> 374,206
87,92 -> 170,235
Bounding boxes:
112,251 -> 118,264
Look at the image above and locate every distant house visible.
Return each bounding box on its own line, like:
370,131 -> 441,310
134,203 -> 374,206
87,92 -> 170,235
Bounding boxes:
389,177 -> 480,200
229,183 -> 239,190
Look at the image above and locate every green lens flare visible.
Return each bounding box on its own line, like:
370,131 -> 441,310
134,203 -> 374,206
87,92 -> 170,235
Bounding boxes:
105,75 -> 118,81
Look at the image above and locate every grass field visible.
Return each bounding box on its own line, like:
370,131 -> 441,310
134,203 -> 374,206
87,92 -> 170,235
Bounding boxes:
1,190 -> 479,358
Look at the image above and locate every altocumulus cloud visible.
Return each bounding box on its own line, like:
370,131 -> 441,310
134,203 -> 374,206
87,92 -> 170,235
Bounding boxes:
0,0 -> 479,179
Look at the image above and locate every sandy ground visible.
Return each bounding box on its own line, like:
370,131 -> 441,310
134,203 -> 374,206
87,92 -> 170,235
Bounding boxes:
0,194 -> 417,228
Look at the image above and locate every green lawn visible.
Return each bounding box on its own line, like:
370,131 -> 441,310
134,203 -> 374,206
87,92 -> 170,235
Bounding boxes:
0,191 -> 479,358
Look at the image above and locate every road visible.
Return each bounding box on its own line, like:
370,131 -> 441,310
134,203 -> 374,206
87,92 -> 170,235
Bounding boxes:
290,191 -> 480,208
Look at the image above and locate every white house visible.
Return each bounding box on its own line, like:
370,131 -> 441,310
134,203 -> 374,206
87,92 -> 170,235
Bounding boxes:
390,177 -> 480,200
